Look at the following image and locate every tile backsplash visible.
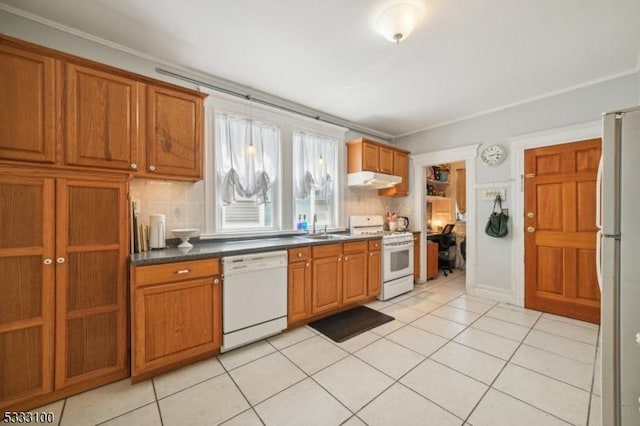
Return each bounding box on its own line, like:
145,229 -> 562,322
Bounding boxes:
130,180 -> 407,236
129,179 -> 205,237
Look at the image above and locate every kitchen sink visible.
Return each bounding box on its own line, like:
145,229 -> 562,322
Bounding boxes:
297,234 -> 350,240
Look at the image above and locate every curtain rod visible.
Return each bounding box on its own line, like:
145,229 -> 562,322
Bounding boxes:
155,67 -> 392,141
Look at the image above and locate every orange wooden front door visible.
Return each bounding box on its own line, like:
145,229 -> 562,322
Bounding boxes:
524,139 -> 601,323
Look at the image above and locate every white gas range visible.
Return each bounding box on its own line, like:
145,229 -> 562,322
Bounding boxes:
349,215 -> 414,301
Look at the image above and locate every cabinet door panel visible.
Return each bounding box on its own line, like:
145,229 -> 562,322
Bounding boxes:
379,147 -> 394,174
146,86 -> 202,179
55,179 -> 128,388
67,251 -> 119,311
0,327 -> 44,401
394,151 -> 409,195
312,257 -> 342,314
0,177 -> 55,408
288,261 -> 312,324
65,64 -> 140,170
361,142 -> 379,172
66,312 -> 119,379
133,277 -> 221,375
0,44 -> 56,163
367,250 -> 381,296
343,252 -> 367,304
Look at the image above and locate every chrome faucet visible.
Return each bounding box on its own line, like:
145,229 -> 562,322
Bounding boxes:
312,213 -> 317,234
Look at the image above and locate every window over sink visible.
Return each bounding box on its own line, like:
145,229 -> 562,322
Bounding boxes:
202,92 -> 346,236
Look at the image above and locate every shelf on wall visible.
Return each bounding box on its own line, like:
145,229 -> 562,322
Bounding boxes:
427,179 -> 450,185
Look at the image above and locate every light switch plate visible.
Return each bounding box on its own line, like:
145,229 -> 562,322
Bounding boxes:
482,188 -> 507,201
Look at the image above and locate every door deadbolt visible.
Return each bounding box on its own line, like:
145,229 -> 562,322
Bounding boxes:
527,212 -> 534,218
527,226 -> 535,233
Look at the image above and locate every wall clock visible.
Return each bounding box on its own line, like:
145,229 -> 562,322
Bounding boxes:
480,144 -> 506,166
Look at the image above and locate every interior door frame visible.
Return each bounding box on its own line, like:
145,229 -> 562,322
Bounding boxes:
411,144 -> 479,291
509,120 -> 601,307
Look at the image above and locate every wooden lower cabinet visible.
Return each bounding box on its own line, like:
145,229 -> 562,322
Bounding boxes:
0,172 -> 129,410
342,242 -> 368,305
367,249 -> 381,297
427,241 -> 439,280
288,260 -> 312,323
311,253 -> 343,315
288,240 -> 382,325
130,259 -> 222,381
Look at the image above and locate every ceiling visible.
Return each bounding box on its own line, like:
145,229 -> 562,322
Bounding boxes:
2,0 -> 639,137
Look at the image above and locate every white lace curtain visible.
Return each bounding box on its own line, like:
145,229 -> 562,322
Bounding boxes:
293,131 -> 336,199
215,113 -> 280,206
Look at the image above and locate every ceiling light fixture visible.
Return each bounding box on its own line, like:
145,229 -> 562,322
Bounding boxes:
376,2 -> 420,44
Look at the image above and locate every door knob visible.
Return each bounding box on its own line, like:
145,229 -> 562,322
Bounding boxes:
527,226 -> 535,233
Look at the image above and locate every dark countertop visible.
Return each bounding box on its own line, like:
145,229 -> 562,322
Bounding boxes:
130,234 -> 382,266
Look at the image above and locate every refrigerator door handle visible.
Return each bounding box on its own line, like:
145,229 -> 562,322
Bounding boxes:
596,230 -> 603,293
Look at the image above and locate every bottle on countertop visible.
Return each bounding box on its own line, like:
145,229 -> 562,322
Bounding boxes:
302,214 -> 308,231
296,214 -> 302,231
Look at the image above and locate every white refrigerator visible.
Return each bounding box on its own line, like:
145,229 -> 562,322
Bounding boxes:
599,106 -> 640,425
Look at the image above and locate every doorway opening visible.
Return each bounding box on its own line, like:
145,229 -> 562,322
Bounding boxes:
425,161 -> 467,283
411,144 -> 478,294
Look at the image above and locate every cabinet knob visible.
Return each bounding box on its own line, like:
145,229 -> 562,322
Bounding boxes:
344,256 -> 348,261
337,256 -> 342,262
297,252 -> 303,258
375,243 -> 379,248
369,252 -> 373,256
56,257 -> 65,264
177,269 -> 190,274
44,258 -> 53,265
527,226 -> 536,233
149,165 -> 156,172
213,278 -> 220,284
130,163 -> 138,170
306,262 -> 310,268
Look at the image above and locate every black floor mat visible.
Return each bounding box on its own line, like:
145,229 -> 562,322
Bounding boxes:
308,306 -> 394,343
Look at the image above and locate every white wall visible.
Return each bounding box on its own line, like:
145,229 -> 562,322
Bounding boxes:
395,72 -> 640,303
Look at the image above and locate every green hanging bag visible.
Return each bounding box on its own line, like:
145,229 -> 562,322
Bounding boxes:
485,194 -> 509,238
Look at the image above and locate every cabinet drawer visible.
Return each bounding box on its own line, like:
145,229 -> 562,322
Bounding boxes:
133,258 -> 220,287
312,243 -> 341,259
343,241 -> 367,254
367,239 -> 382,251
288,246 -> 311,263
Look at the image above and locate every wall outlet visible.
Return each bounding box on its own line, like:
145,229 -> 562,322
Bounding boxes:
482,188 -> 507,201
132,199 -> 141,215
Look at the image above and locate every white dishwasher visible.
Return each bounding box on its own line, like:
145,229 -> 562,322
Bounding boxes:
221,250 -> 288,352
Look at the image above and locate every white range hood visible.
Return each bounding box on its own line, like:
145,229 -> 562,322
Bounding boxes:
347,171 -> 402,189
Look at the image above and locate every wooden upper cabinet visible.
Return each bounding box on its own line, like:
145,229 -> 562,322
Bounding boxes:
0,176 -> 55,409
348,138 -> 410,196
0,44 -> 56,164
349,139 -> 389,173
379,150 -> 409,197
378,146 -> 394,174
64,64 -> 140,171
146,85 -> 204,180
361,142 -> 380,172
54,178 -> 129,389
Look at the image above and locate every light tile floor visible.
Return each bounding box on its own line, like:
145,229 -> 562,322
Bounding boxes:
33,270 -> 602,426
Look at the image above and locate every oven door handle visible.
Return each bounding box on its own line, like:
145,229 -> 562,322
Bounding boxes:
384,243 -> 414,251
